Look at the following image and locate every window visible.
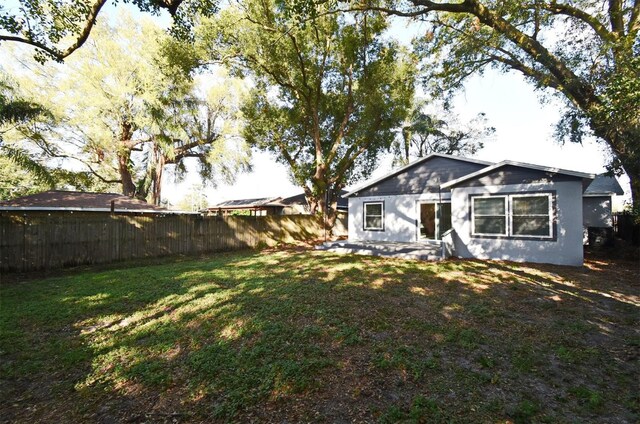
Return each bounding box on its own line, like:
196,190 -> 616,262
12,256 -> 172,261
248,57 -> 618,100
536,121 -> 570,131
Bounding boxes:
472,196 -> 507,236
511,195 -> 552,237
364,202 -> 384,230
471,194 -> 553,238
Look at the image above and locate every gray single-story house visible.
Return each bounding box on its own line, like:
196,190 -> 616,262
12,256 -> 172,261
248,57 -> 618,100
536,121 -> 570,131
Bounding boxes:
343,153 -> 622,266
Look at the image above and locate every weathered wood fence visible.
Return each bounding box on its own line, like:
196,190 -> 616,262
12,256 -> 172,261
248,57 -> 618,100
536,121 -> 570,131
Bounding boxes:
0,211 -> 347,273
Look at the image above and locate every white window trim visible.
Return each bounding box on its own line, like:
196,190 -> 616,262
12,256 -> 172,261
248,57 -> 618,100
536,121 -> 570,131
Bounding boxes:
471,195 -> 508,237
471,193 -> 554,239
363,201 -> 384,231
510,193 -> 554,239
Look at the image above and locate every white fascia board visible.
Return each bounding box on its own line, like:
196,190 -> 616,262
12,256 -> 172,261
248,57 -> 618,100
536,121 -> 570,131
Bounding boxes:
343,153 -> 494,198
583,193 -> 615,197
441,160 -> 595,189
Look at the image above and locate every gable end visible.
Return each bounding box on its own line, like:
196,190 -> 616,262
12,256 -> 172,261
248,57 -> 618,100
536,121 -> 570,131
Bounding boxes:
351,156 -> 491,197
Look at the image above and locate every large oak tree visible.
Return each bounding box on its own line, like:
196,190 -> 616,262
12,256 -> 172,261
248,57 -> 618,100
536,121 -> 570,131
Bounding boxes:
198,0 -> 415,227
347,0 -> 639,208
3,13 -> 250,204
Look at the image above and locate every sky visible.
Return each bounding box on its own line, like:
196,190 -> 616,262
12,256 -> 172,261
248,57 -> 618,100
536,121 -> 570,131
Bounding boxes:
0,2 -> 631,209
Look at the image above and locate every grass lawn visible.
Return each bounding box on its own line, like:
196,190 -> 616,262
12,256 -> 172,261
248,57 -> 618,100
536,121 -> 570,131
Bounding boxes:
1,248 -> 638,423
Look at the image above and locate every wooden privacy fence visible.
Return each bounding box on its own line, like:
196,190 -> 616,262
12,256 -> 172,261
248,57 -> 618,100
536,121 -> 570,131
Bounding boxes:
0,211 -> 347,272
613,212 -> 640,245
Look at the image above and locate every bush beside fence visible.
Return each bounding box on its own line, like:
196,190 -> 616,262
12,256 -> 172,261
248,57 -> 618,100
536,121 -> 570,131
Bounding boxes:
0,211 -> 347,273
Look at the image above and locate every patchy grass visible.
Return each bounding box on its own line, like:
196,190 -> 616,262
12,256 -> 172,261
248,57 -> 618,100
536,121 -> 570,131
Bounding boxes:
1,249 -> 638,423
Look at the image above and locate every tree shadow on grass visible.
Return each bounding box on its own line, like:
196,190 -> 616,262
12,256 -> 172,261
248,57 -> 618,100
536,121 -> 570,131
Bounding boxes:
1,250 -> 638,423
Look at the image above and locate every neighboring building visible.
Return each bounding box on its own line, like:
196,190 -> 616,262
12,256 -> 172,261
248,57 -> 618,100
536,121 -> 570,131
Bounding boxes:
581,174 -> 624,247
205,191 -> 350,216
343,153 -> 621,266
204,197 -> 284,216
279,191 -> 349,215
582,175 -> 624,228
0,190 -> 168,213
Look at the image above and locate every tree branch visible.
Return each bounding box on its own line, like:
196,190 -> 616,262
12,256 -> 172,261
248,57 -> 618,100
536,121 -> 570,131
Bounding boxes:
543,1 -> 615,42
326,65 -> 354,165
58,0 -> 109,59
608,0 -> 625,35
0,0 -> 108,61
489,54 -> 561,89
629,0 -> 640,35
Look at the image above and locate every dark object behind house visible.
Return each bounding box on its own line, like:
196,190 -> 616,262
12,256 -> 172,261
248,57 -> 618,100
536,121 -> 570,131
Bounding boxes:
586,227 -> 615,248
613,212 -> 640,246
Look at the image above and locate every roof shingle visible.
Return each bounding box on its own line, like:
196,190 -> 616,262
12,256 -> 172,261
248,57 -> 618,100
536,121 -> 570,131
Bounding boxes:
0,190 -> 166,211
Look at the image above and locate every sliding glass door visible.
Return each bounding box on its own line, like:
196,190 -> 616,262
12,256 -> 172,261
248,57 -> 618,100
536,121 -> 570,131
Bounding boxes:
419,202 -> 451,240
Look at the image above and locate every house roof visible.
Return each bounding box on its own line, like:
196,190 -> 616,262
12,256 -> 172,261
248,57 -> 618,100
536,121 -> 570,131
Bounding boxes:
344,153 -> 494,197
584,175 -> 625,196
0,190 -> 168,212
440,160 -> 595,189
207,197 -> 284,210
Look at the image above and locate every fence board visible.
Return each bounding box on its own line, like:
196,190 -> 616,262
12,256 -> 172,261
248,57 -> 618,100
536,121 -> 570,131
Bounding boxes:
0,211 -> 347,273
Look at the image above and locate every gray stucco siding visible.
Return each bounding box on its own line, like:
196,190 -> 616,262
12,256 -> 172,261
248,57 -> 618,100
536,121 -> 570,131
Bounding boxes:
583,196 -> 613,227
348,193 -> 451,242
452,165 -> 581,188
354,157 -> 487,197
450,181 -> 584,266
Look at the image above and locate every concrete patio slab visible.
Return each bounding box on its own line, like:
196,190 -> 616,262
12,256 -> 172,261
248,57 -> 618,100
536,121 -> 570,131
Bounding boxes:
316,240 -> 443,261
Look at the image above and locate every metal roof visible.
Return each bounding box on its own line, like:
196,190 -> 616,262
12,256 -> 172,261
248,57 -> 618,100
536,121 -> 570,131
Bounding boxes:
280,191 -> 349,209
208,197 -> 284,209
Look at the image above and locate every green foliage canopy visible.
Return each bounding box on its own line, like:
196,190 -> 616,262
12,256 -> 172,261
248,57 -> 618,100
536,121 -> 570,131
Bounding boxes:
0,79 -> 57,198
343,0 -> 639,206
198,0 -> 415,223
0,0 -> 218,62
393,99 -> 495,166
3,13 -> 250,204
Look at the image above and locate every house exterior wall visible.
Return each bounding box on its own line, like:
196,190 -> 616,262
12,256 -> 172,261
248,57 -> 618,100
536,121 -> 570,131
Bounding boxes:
449,180 -> 584,266
356,157 -> 487,196
348,192 -> 451,242
583,196 -> 613,227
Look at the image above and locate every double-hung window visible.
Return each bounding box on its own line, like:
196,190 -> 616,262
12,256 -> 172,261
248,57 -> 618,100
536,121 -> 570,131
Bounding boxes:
472,196 -> 507,236
511,195 -> 552,237
363,202 -> 384,231
471,193 -> 553,238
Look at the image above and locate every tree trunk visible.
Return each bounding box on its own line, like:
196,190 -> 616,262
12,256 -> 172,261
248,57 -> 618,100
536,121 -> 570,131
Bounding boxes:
150,145 -> 165,206
117,153 -> 136,197
304,186 -> 319,215
324,197 -> 339,232
316,184 -> 342,237
118,120 -> 136,197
